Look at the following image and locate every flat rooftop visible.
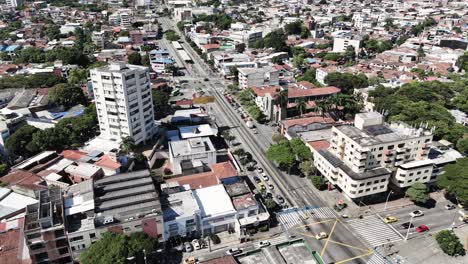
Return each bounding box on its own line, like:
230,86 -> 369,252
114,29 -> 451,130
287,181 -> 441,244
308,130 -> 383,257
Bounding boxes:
336,122 -> 432,146
193,184 -> 236,218
169,137 -> 215,157
162,190 -> 199,222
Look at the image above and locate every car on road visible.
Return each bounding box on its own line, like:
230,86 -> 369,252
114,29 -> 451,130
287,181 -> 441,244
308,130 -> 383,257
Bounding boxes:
258,182 -> 266,190
253,176 -> 261,183
384,216 -> 398,223
184,242 -> 193,252
253,129 -> 258,134
415,225 -> 429,233
191,239 -> 201,250
226,248 -> 242,255
445,204 -> 456,210
258,241 -> 270,248
276,195 -> 285,204
261,173 -> 269,181
184,257 -> 197,264
257,167 -> 264,173
410,210 -> 424,218
268,184 -> 274,190
315,232 -> 328,240
400,222 -> 415,229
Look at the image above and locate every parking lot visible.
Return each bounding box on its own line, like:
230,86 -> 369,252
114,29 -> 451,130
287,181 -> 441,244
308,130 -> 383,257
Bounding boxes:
237,250 -> 270,264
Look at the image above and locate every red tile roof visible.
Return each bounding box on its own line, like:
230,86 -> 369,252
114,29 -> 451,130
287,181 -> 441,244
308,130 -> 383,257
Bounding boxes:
0,218 -> 29,264
61,150 -> 87,161
0,170 -> 43,186
165,162 -> 237,190
297,81 -> 316,89
281,116 -> 335,128
202,43 -> 220,50
176,99 -> 193,106
307,140 -> 330,151
288,86 -> 340,98
251,86 -> 280,97
200,255 -> 237,264
95,154 -> 121,170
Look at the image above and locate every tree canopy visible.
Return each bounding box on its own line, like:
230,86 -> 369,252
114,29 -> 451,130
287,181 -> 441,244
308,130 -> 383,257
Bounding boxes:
253,29 -> 288,52
267,137 -> 312,171
80,232 -> 158,264
435,230 -> 465,256
405,182 -> 430,204
324,72 -> 369,93
48,83 -> 88,108
0,73 -> 65,89
437,157 -> 468,205
5,125 -> 40,159
128,52 -> 142,65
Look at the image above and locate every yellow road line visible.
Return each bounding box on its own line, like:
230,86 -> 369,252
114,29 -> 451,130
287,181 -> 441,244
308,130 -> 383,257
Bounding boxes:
334,250 -> 373,264
293,219 -> 335,229
320,219 -> 338,256
327,240 -> 371,252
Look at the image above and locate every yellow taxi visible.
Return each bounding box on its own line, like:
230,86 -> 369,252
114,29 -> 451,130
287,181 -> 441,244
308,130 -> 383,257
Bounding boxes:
384,216 -> 398,223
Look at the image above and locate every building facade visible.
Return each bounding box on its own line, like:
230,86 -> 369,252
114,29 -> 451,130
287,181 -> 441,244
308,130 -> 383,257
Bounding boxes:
314,112 -> 433,199
168,137 -> 217,175
90,62 -> 155,145
238,66 -> 279,89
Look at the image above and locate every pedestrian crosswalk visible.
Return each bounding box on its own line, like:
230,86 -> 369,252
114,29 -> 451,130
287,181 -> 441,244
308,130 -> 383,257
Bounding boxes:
347,215 -> 403,248
367,252 -> 392,264
276,206 -> 336,230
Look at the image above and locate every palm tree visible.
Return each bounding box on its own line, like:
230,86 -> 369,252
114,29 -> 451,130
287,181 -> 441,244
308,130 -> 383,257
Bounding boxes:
275,90 -> 288,108
121,136 -> 136,154
296,98 -> 306,116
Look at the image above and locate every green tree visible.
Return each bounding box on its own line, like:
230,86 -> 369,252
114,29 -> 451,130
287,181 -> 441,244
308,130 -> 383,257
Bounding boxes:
80,232 -> 157,264
292,54 -> 305,69
437,157 -> 468,205
435,230 -> 465,256
152,87 -> 171,118
0,163 -> 8,176
128,52 -> 142,65
121,136 -> 136,154
221,130 -> 236,146
290,137 -> 312,161
5,125 -> 40,158
164,30 -> 179,41
46,24 -> 61,40
311,175 -> 327,190
271,133 -> 286,144
296,98 -> 307,116
299,160 -> 315,177
68,68 -> 88,85
405,182 -> 430,204
48,84 -> 88,108
455,52 -> 468,72
296,68 -> 317,84
456,137 -> 468,155
141,55 -> 150,67
417,46 -> 425,59
324,72 -> 369,93
264,198 -> 278,211
266,141 -> 295,170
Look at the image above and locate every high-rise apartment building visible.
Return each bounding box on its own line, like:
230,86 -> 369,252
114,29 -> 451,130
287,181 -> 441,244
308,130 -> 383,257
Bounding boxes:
314,112 -> 433,199
5,0 -> 23,8
90,62 -> 155,145
24,188 -> 73,264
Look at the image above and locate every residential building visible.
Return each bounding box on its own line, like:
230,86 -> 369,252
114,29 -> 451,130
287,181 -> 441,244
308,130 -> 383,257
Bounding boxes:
314,112 -> 433,199
0,218 -> 31,264
251,86 -> 283,122
162,190 -> 200,241
92,31 -> 107,49
90,62 -> 155,144
168,137 -> 217,175
23,188 -> 73,264
333,37 -> 361,54
5,0 -> 22,8
238,66 -> 279,89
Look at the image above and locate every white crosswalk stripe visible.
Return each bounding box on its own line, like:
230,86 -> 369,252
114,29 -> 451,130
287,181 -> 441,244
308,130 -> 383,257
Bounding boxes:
367,253 -> 391,264
347,215 -> 403,247
276,207 -> 336,230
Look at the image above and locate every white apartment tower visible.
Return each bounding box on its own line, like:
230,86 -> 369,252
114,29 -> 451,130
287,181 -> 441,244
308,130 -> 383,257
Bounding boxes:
91,62 -> 155,144
5,0 -> 23,8
314,112 -> 433,199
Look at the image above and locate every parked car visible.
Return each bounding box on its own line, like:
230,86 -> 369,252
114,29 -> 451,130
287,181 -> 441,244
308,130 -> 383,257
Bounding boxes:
384,216 -> 398,223
445,204 -> 456,210
258,182 -> 266,190
257,167 -> 264,173
192,239 -> 200,250
258,240 -> 270,248
253,129 -> 258,134
184,242 -> 193,252
261,173 -> 269,181
268,184 -> 274,190
226,248 -> 242,255
315,232 -> 328,240
416,225 -> 429,233
276,195 -> 285,204
253,176 -> 261,183
400,222 -> 415,229
410,210 -> 424,218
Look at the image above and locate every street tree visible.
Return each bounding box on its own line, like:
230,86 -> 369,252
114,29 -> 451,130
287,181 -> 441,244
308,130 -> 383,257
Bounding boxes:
271,133 -> 286,144
406,182 -> 430,204
299,160 -> 316,178
128,52 -> 142,65
5,125 -> 39,159
266,141 -> 295,170
290,137 -> 312,161
437,157 -> 468,205
221,130 -> 236,146
48,83 -> 88,108
435,230 -> 465,256
311,176 -> 327,190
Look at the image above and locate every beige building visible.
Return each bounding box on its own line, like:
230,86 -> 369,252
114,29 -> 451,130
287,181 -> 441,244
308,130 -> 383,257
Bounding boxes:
314,112 -> 433,199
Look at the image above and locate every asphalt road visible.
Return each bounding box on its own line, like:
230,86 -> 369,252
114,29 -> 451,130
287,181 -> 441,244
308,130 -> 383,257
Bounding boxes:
157,16 -> 373,264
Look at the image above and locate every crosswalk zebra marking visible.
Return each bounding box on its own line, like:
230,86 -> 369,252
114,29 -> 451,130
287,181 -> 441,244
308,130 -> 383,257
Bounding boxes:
276,207 -> 336,230
367,253 -> 392,264
347,215 -> 403,248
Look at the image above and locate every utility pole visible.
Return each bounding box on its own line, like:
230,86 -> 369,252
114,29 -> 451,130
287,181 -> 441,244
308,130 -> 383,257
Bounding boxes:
384,191 -> 394,211
405,216 -> 414,241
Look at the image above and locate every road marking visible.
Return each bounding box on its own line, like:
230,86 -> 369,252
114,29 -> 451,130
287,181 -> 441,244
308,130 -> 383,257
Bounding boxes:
293,219 -> 335,229
347,215 -> 403,247
327,240 -> 370,253
335,250 -> 374,264
320,218 -> 338,256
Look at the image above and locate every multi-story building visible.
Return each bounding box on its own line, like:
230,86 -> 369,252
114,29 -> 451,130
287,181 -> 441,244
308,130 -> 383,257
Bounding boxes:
90,62 -> 155,144
238,66 -> 279,89
5,0 -> 22,8
92,31 -> 107,49
23,188 -> 73,264
168,137 -> 217,175
333,37 -> 361,54
314,112 -> 433,199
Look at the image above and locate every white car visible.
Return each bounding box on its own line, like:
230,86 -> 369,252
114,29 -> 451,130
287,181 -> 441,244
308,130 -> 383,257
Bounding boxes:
261,173 -> 269,181
192,239 -> 200,250
268,184 -> 274,190
410,210 -> 424,218
226,248 -> 242,255
258,240 -> 270,248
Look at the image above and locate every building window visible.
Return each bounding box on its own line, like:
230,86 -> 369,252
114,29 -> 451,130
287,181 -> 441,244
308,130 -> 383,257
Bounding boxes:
417,171 -> 421,175
90,233 -> 96,239
380,179 -> 386,182
365,188 -> 370,192
424,169 -> 429,173
379,147 -> 383,150
388,145 -> 394,150
70,236 -> 84,242
373,187 -> 377,190
358,190 -> 363,193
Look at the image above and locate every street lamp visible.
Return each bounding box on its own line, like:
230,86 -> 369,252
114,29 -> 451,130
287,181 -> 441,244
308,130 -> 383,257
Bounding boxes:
450,196 -> 460,231
384,191 -> 394,211
405,216 -> 414,241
